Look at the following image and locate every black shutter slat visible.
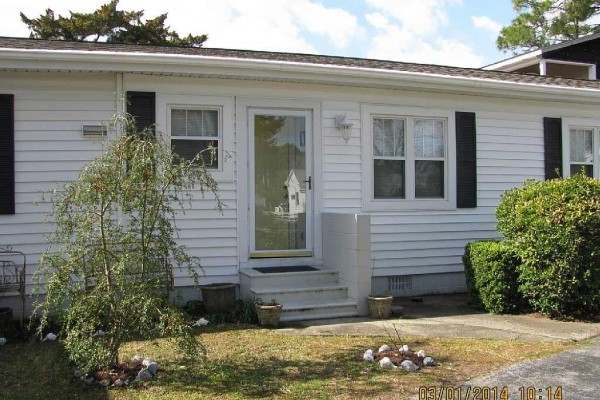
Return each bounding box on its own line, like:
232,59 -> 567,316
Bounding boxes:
543,117 -> 562,180
0,94 -> 14,215
126,91 -> 155,134
456,111 -> 477,208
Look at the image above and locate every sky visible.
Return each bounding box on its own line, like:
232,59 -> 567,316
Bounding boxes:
0,0 -> 518,68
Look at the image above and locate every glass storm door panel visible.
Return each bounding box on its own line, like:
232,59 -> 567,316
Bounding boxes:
250,110 -> 312,255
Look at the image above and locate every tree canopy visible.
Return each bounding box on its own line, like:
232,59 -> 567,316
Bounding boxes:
20,0 -> 207,47
497,0 -> 600,54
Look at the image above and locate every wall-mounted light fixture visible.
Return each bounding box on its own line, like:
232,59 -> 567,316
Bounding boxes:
334,114 -> 354,142
82,124 -> 107,137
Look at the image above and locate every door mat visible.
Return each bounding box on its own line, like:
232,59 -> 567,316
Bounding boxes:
253,266 -> 318,274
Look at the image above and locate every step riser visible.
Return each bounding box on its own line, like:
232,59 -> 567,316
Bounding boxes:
241,267 -> 358,321
281,305 -> 357,321
247,272 -> 339,289
251,287 -> 348,304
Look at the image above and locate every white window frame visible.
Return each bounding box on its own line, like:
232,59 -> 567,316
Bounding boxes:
169,107 -> 221,169
361,104 -> 456,211
562,117 -> 600,178
156,94 -> 234,181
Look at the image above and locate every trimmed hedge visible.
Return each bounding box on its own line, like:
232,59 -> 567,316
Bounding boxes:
463,241 -> 524,314
496,174 -> 600,319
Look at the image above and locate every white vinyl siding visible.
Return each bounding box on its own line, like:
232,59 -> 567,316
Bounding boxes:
0,73 -> 240,305
0,73 -> 115,299
3,68 -> 600,311
369,112 -> 544,276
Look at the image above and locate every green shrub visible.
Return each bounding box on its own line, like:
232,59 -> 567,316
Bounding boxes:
496,174 -> 600,319
463,241 -> 524,314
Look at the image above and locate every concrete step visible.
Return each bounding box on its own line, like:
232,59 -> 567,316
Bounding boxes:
280,300 -> 358,321
251,285 -> 349,304
240,268 -> 339,289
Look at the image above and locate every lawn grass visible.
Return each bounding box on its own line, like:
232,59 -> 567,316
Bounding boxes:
0,324 -> 580,400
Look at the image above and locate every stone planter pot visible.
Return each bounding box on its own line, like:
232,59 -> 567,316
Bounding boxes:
255,303 -> 283,327
200,283 -> 236,314
367,294 -> 393,319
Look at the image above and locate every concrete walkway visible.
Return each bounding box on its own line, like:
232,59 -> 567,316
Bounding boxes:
279,294 -> 600,341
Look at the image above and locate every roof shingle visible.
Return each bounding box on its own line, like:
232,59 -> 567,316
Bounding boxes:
1,36 -> 599,90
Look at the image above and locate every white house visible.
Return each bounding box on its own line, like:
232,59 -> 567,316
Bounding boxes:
1,37 -> 599,321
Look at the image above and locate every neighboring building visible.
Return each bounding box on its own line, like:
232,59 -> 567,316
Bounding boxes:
485,33 -> 600,80
1,37 -> 600,321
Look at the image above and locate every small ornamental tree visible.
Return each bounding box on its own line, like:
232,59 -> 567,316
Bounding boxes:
33,115 -> 221,373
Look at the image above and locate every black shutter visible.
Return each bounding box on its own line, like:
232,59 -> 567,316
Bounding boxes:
456,112 -> 477,208
543,117 -> 562,180
0,94 -> 14,215
126,91 -> 155,134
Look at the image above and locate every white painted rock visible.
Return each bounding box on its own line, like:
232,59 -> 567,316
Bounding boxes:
132,355 -> 143,365
43,333 -> 57,342
92,330 -> 105,338
135,368 -> 153,382
99,378 -> 111,387
401,360 -> 419,372
142,358 -> 155,367
416,350 -> 426,358
194,318 -> 209,326
363,349 -> 375,362
147,362 -> 159,375
378,345 -> 391,353
423,357 -> 437,366
113,379 -> 125,388
379,357 -> 397,369
0,337 -> 6,346
401,344 -> 410,353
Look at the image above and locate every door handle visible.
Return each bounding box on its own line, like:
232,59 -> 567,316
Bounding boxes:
303,176 -> 312,190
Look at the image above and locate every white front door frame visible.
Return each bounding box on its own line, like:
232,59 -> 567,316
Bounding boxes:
236,97 -> 323,268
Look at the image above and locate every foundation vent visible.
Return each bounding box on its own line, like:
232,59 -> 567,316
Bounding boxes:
388,275 -> 412,293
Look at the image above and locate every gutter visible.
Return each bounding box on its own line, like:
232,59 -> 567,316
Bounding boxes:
1,47 -> 599,104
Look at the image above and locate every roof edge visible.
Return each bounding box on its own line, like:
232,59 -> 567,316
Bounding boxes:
0,45 -> 599,103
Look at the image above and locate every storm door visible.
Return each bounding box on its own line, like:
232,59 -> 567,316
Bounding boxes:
249,109 -> 312,258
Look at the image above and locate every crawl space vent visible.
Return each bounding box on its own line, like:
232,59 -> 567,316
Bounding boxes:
388,275 -> 412,294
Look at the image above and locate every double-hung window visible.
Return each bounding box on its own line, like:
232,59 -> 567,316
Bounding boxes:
170,108 -> 220,168
362,105 -> 455,210
568,127 -> 595,177
562,118 -> 600,179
